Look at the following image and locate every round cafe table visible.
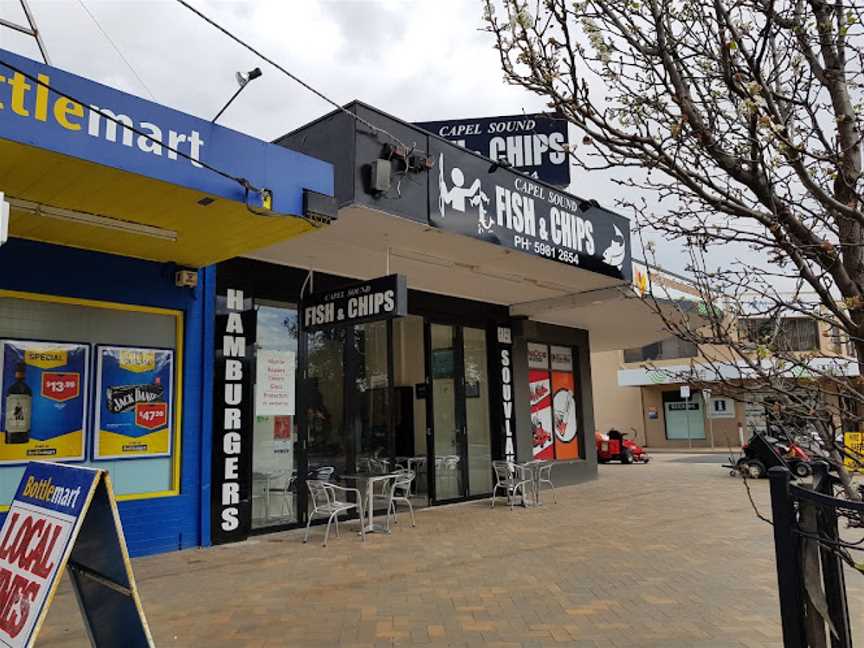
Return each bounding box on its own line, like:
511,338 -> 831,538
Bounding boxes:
340,473 -> 398,533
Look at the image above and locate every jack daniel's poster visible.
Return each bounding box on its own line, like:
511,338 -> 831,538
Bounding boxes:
94,346 -> 174,460
0,340 -> 89,464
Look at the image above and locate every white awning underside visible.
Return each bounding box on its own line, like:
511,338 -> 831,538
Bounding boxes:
248,205 -> 688,351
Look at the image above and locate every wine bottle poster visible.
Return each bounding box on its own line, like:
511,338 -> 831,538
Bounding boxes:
0,340 -> 89,464
94,346 -> 174,460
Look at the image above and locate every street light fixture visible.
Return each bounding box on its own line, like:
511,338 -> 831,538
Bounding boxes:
212,67 -> 263,123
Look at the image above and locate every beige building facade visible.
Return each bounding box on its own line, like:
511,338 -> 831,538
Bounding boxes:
591,350 -> 747,449
592,266 -> 859,449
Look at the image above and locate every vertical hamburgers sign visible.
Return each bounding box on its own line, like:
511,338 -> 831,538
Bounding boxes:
211,288 -> 255,544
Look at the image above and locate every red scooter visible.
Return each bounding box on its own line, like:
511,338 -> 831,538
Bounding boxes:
596,428 -> 650,464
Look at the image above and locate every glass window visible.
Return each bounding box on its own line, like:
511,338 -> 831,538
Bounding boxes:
663,394 -> 705,440
350,321 -> 390,474
0,294 -> 179,503
431,324 -> 462,499
464,327 -> 492,495
740,317 -> 819,352
623,337 -> 698,363
392,316 -> 428,497
251,303 -> 299,529
305,328 -> 346,477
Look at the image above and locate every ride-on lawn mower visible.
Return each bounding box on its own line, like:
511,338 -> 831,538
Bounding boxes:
725,429 -> 812,479
596,429 -> 650,464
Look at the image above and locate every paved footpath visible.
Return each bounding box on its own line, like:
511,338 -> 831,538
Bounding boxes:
37,455 -> 864,647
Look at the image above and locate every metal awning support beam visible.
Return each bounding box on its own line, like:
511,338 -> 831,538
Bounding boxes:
510,284 -> 630,317
0,17 -> 34,36
0,2 -> 51,64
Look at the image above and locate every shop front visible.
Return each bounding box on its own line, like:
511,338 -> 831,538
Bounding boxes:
209,102 -> 671,543
0,48 -> 333,555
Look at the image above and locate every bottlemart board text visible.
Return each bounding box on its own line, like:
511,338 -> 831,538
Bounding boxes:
0,462 -> 97,647
0,341 -> 88,465
0,461 -> 154,647
94,346 -> 174,460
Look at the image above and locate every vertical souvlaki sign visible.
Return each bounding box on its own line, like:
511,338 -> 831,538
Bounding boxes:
497,327 -> 516,462
428,139 -> 631,281
212,288 -> 255,544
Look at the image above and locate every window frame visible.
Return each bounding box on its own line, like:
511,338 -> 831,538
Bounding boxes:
0,289 -> 184,510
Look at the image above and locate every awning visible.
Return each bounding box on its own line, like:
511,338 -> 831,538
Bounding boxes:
0,48 -> 333,266
619,357 -> 860,386
510,285 -> 700,351
248,205 -> 697,351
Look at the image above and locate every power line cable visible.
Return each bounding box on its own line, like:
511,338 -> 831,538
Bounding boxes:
0,56 -> 259,195
174,0 -> 426,155
76,0 -> 157,101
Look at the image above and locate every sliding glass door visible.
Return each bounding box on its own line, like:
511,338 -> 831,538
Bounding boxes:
463,327 -> 492,495
427,323 -> 492,502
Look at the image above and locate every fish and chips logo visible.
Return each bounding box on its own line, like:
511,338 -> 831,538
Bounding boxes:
602,225 -> 626,271
437,153 -> 492,234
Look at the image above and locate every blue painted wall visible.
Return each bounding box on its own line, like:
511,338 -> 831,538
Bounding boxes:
0,238 -> 208,556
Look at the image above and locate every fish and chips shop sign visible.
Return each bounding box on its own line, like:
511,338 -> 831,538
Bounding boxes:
428,138 -> 631,281
302,274 -> 408,331
415,113 -> 571,187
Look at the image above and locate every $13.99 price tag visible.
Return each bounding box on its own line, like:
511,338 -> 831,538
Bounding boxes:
40,372 -> 80,403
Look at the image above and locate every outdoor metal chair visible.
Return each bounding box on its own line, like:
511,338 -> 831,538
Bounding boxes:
303,479 -> 365,547
535,462 -> 557,504
306,466 -> 335,482
265,470 -> 295,520
385,471 -> 416,531
490,460 -> 532,510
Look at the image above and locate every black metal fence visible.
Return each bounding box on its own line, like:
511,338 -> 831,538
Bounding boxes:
769,463 -> 861,648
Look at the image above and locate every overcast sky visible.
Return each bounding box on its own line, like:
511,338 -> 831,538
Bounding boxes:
0,0 -> 693,273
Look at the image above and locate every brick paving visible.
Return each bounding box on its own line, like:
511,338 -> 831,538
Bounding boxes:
36,455 -> 864,646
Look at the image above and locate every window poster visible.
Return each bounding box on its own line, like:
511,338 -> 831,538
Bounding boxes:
273,415 -> 293,454
552,371 -> 579,459
255,350 -> 295,416
529,368 -> 554,459
0,340 -> 89,464
550,346 -> 579,459
94,346 -> 174,460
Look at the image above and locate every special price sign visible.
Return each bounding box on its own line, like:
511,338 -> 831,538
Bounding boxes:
0,341 -> 89,465
0,462 -> 96,647
94,346 -> 174,460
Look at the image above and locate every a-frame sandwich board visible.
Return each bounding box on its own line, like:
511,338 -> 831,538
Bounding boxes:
0,461 -> 154,647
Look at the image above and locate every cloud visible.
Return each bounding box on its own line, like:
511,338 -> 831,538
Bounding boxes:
0,0 -> 706,276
